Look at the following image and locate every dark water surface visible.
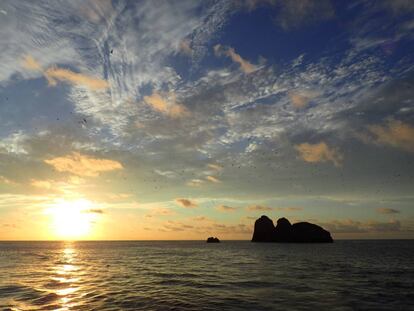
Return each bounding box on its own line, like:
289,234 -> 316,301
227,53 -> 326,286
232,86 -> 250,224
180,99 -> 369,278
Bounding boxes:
0,240 -> 413,310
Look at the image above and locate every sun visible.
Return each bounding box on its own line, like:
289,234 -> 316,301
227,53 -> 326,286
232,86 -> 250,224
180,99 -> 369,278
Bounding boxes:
45,199 -> 98,239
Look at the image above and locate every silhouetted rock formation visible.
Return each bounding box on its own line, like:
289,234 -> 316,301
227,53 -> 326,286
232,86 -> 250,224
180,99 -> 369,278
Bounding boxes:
206,237 -> 220,243
250,215 -> 275,242
252,216 -> 333,243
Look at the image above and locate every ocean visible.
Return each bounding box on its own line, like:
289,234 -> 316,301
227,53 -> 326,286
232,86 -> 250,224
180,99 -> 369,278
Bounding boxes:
0,240 -> 413,310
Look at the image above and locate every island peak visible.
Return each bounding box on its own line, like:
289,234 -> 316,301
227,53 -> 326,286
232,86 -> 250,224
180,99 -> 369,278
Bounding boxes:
206,237 -> 220,243
252,216 -> 333,243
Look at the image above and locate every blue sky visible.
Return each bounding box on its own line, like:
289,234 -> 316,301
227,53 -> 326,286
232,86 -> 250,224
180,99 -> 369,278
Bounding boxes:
0,0 -> 413,240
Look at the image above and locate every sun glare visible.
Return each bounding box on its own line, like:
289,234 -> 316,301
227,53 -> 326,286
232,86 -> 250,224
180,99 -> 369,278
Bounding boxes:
45,199 -> 98,239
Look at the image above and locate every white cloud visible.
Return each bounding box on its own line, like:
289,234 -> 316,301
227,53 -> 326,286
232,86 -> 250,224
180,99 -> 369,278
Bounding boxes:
0,132 -> 28,155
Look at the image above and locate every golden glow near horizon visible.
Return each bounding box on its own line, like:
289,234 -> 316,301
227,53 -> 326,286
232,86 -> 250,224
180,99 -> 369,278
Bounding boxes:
44,199 -> 98,240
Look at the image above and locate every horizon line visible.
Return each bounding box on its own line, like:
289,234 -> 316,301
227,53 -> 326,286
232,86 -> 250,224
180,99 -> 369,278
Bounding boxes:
1,238 -> 413,242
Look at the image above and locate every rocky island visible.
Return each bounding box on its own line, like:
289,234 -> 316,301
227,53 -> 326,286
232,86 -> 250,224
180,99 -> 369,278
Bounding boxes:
252,216 -> 333,243
206,237 -> 220,243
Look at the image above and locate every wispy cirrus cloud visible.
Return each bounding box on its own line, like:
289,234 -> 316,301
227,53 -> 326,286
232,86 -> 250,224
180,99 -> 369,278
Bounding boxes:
0,1 -> 231,139
78,0 -> 113,23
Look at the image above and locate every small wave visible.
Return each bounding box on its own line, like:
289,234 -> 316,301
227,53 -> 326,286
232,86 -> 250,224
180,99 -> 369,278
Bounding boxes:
31,292 -> 60,305
24,252 -> 50,260
43,280 -> 72,289
0,284 -> 41,299
0,285 -> 28,295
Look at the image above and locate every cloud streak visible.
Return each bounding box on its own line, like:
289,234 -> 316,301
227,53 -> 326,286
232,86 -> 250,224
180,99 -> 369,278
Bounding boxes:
22,55 -> 109,90
246,205 -> 273,211
376,208 -> 400,214
206,176 -> 221,183
44,67 -> 109,90
175,198 -> 198,208
44,153 -> 123,177
216,205 -> 237,212
214,44 -> 257,73
144,92 -> 190,118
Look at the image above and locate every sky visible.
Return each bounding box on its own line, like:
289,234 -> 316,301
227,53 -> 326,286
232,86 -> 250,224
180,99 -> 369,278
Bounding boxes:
0,0 -> 413,240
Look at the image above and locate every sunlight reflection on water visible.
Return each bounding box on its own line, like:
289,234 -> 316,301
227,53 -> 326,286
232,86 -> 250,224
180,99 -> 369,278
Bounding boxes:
53,243 -> 81,310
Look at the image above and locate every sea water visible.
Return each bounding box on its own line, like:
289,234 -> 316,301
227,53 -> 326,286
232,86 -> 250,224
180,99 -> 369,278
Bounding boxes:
0,240 -> 413,310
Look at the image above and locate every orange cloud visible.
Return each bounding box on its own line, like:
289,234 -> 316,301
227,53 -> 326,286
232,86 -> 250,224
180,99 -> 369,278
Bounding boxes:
367,120 -> 414,153
21,55 -> 109,90
44,152 -> 123,177
216,205 -> 237,212
275,207 -> 303,211
44,67 -> 109,90
21,55 -> 42,71
144,92 -> 190,118
206,176 -> 221,183
30,179 -> 53,189
288,90 -> 317,109
295,142 -> 343,167
179,39 -> 193,56
214,44 -> 256,74
175,198 -> 197,208
246,205 -> 273,211
208,163 -> 223,171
